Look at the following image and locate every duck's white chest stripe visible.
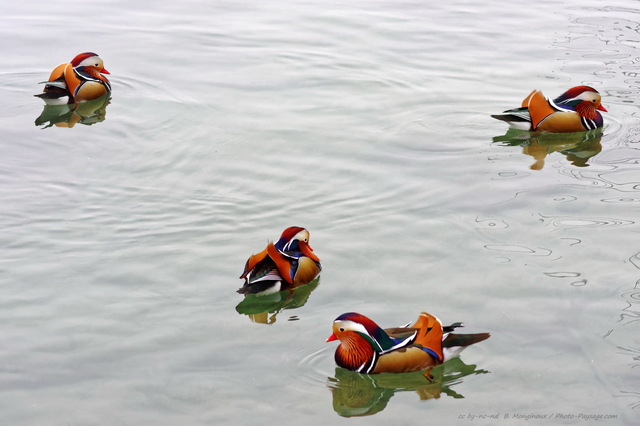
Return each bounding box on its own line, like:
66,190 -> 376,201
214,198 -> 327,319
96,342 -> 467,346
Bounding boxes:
356,351 -> 378,374
581,116 -> 597,130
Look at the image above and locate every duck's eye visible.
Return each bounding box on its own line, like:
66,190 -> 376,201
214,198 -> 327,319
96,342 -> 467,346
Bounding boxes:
339,328 -> 345,332
592,99 -> 596,102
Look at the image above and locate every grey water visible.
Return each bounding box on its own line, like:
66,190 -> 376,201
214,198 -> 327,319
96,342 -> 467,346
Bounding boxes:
1,0 -> 639,424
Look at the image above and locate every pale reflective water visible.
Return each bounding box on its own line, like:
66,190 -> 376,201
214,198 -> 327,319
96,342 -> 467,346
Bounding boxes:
1,0 -> 639,424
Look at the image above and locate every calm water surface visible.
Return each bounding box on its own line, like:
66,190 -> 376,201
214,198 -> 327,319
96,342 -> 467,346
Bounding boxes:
1,0 -> 639,424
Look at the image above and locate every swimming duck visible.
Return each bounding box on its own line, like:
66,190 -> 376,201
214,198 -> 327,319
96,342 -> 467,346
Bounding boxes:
326,312 -> 489,377
492,86 -> 607,133
238,226 -> 321,295
35,52 -> 111,104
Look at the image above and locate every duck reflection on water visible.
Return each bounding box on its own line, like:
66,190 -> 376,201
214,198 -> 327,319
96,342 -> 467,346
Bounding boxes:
35,93 -> 111,128
327,357 -> 490,417
493,128 -> 603,170
235,277 -> 320,324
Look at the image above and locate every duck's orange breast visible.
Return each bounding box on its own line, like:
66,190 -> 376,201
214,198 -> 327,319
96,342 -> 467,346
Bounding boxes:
61,66 -> 110,102
292,257 -> 321,285
73,81 -> 110,102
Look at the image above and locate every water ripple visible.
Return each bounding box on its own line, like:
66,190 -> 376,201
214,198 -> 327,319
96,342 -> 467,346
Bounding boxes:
552,195 -> 577,202
492,171 -> 531,180
474,216 -> 509,230
555,11 -> 640,105
621,286 -> 640,304
286,344 -> 335,390
544,272 -> 587,286
539,214 -> 634,229
561,238 -> 582,246
544,272 -> 581,278
601,197 -> 640,204
620,279 -> 640,323
484,245 -> 552,257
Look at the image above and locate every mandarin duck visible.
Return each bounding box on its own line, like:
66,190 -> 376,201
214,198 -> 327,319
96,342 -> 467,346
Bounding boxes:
492,86 -> 607,133
326,312 -> 489,377
35,52 -> 111,105
238,226 -> 321,295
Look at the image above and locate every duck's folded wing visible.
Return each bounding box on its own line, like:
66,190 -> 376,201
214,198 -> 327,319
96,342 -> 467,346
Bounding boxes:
240,247 -> 269,279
